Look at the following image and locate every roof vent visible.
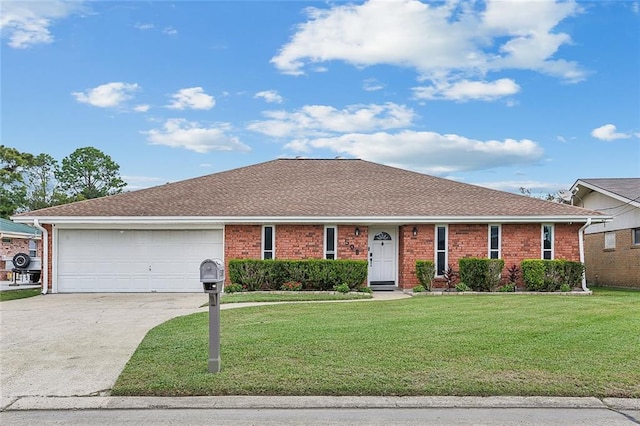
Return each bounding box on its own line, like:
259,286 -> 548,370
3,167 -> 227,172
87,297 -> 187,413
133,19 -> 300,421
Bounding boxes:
335,156 -> 343,159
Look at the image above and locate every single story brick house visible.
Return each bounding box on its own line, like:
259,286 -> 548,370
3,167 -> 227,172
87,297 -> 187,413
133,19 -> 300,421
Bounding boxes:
1,218 -> 42,281
570,178 -> 639,289
13,159 -> 608,294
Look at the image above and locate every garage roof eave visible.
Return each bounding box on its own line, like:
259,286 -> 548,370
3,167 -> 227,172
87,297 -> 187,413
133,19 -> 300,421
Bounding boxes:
11,216 -> 226,226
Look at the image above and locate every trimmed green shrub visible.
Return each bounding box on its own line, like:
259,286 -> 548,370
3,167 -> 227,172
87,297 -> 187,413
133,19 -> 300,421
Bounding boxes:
415,260 -> 435,291
455,282 -> 472,292
228,259 -> 368,291
458,258 -> 505,292
224,283 -> 244,293
521,259 -> 584,291
333,283 -> 350,293
412,285 -> 426,293
521,260 -> 546,291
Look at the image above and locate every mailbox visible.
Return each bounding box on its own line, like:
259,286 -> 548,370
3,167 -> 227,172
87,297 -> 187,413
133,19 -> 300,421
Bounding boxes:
200,259 -> 224,373
200,259 -> 224,293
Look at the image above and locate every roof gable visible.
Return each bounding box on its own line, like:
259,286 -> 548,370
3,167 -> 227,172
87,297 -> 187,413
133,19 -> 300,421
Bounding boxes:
571,178 -> 640,208
15,159 -> 604,220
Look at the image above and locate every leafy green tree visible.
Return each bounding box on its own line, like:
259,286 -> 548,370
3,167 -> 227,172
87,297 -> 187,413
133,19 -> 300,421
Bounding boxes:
56,147 -> 126,200
0,145 -> 33,218
24,153 -> 68,211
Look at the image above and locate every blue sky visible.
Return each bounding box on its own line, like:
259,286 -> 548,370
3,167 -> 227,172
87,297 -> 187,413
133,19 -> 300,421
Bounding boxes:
2,0 -> 639,195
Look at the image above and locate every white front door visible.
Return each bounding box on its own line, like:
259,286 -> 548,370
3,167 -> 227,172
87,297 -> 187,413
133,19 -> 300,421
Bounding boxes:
368,227 -> 397,286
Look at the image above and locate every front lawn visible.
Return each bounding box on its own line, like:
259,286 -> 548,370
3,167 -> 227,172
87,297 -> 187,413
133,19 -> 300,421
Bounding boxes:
113,287 -> 640,397
0,288 -> 41,302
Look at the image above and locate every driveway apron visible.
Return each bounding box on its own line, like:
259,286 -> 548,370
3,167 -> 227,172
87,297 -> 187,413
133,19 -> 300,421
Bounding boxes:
0,294 -> 207,399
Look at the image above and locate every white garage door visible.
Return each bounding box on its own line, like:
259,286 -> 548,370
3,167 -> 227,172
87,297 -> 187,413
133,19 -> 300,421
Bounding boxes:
57,229 -> 223,292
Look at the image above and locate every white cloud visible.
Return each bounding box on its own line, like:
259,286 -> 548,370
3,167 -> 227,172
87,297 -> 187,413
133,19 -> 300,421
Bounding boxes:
134,23 -> 154,30
72,82 -> 140,108
363,78 -> 384,92
142,119 -> 250,153
133,104 -> 150,112
271,0 -> 584,95
163,26 -> 177,36
591,124 -> 632,141
254,90 -> 283,104
0,0 -> 85,48
167,87 -> 215,110
248,103 -> 416,137
284,131 -> 544,174
413,78 -> 520,102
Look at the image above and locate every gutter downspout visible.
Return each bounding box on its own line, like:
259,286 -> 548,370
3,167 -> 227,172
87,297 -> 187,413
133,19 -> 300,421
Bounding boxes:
32,219 -> 48,295
578,218 -> 592,292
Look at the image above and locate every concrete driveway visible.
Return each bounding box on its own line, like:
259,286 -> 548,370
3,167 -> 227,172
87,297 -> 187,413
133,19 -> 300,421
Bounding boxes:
0,293 -> 208,401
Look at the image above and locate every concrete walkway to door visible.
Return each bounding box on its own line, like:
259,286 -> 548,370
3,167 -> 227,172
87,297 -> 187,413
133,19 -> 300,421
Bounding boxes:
0,293 -> 208,405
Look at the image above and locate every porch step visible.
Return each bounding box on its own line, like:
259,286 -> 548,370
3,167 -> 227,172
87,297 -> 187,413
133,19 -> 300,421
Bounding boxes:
369,284 -> 397,292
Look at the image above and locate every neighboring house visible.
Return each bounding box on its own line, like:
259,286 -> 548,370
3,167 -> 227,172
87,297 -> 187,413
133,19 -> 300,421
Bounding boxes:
0,218 -> 42,281
570,178 -> 640,289
13,159 -> 607,293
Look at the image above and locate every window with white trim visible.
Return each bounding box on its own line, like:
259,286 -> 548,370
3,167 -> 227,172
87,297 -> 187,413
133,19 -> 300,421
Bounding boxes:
633,228 -> 640,246
29,240 -> 37,258
324,226 -> 337,259
262,225 -> 274,259
489,225 -> 501,259
436,225 -> 447,276
542,224 -> 553,260
604,232 -> 616,250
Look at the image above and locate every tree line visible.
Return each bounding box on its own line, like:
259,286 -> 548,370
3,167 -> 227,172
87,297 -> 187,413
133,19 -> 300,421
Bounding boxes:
0,145 -> 126,218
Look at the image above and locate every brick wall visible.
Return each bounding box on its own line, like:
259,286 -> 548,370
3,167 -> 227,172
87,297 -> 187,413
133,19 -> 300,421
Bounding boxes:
224,222 -> 584,290
398,224 -> 434,289
397,223 -> 582,290
224,225 -> 262,285
585,229 -> 640,289
337,226 -> 368,260
275,225 -> 323,259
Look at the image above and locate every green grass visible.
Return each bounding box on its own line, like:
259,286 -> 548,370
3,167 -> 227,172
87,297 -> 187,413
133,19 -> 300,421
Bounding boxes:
113,287 -> 640,397
0,288 -> 41,302
220,292 -> 372,303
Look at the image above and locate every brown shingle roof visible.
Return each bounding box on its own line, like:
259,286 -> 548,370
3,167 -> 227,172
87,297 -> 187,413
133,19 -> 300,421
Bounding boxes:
17,159 -> 603,219
577,178 -> 640,202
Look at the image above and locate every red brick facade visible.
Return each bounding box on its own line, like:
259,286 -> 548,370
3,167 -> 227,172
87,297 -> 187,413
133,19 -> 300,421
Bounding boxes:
584,230 -> 640,289
224,223 -> 583,290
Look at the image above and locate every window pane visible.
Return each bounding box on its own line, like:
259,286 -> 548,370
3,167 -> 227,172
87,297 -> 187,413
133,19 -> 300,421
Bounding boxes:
543,225 -> 552,250
490,251 -> 499,259
543,251 -> 552,260
326,253 -> 335,260
264,226 -> 273,251
437,252 -> 445,275
326,227 -> 335,252
490,226 -> 499,250
264,251 -> 273,260
437,226 -> 445,250
634,229 -> 640,245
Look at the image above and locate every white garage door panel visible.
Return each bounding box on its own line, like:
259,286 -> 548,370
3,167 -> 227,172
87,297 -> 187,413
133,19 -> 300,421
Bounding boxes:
58,229 -> 223,292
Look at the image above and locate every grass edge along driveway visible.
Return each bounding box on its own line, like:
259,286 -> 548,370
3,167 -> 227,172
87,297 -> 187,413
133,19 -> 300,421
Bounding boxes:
113,288 -> 640,397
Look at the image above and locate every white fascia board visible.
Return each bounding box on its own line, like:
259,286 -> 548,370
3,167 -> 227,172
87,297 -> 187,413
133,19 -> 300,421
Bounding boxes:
13,214 -> 611,226
573,180 -> 640,208
12,216 -> 224,228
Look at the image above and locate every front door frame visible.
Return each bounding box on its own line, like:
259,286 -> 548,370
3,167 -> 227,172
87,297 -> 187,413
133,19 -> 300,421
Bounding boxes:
367,226 -> 398,288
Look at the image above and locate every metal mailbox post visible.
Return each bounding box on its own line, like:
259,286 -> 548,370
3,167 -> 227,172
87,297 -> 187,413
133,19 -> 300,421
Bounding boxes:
200,259 -> 224,373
